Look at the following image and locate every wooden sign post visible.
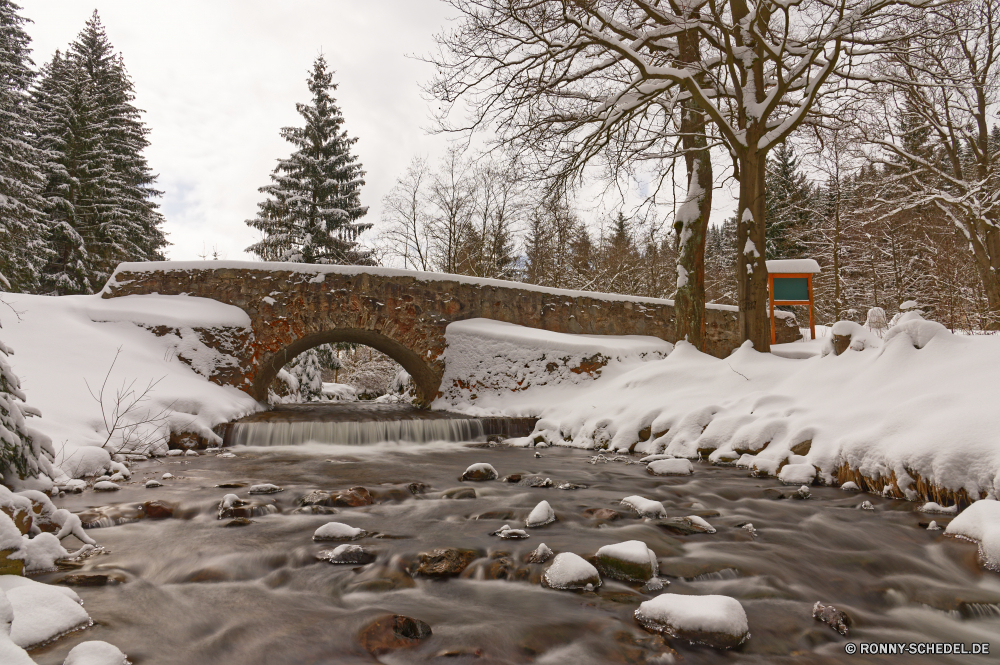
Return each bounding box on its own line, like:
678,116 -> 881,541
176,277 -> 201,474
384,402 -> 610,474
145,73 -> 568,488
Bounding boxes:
765,259 -> 821,345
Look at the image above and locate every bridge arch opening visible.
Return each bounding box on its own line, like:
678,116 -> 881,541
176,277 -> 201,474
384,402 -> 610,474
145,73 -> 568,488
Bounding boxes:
251,329 -> 440,407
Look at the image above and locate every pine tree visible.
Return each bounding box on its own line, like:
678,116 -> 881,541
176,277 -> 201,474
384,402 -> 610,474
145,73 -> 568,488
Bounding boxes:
764,143 -> 813,260
288,348 -> 324,402
0,336 -> 48,480
0,0 -> 48,292
33,12 -> 166,295
247,55 -> 370,264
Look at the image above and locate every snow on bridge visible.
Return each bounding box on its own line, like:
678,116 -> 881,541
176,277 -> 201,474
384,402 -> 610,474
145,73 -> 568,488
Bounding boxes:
102,261 -> 798,405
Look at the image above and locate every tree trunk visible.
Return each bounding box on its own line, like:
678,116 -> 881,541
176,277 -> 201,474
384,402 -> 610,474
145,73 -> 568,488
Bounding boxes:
673,21 -> 712,351
736,150 -> 770,351
970,221 -> 1000,329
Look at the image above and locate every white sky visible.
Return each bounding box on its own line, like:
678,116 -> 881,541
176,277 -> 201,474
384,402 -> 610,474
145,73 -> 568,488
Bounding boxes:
18,1 -> 739,262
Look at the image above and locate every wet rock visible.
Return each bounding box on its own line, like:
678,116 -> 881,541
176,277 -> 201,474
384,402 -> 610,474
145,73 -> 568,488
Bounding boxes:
0,548 -> 24,576
491,524 -> 530,539
461,463 -> 498,481
313,522 -> 366,541
57,573 -> 125,587
317,544 -> 376,565
655,516 -> 716,535
859,501 -> 875,511
410,547 -> 480,578
762,488 -> 787,500
78,505 -> 143,529
142,500 -> 175,520
635,593 -> 749,649
407,482 -> 430,495
557,482 -> 587,490
527,543 -> 554,564
542,552 -> 601,590
442,487 -> 477,500
525,500 -> 555,527
217,494 -> 278,520
332,487 -> 374,507
520,476 -> 553,488
224,518 -> 255,527
482,556 -> 516,580
812,602 -> 852,636
292,505 -> 337,515
297,489 -> 333,506
501,474 -> 522,483
794,485 -> 812,500
584,508 -> 621,521
475,510 -> 515,521
358,614 -> 432,656
595,540 -> 658,582
248,484 -> 283,494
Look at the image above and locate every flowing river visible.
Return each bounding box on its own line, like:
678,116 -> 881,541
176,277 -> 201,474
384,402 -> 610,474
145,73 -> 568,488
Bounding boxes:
26,407 -> 1000,664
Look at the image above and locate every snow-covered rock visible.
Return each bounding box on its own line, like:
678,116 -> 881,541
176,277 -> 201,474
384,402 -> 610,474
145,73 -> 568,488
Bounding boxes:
685,515 -> 716,533
161,473 -> 173,479
919,501 -> 957,515
595,540 -> 658,582
840,482 -> 859,491
312,522 -> 365,541
248,484 -> 283,494
620,495 -> 667,519
144,480 -> 162,488
542,552 -> 601,590
778,463 -> 816,486
647,459 -> 693,476
461,463 -> 498,481
527,543 -> 553,563
492,524 -> 530,539
92,481 -> 120,492
316,544 -> 376,565
0,576 -> 90,649
635,594 -> 749,649
525,500 -> 555,527
945,499 -> 1000,571
63,641 -> 129,665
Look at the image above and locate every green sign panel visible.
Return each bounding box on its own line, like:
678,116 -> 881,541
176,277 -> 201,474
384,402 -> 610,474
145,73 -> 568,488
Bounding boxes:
773,276 -> 809,301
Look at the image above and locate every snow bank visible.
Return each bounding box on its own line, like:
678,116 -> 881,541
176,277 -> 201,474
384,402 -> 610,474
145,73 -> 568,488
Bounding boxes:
443,317 -> 1000,503
436,318 -> 671,417
1,293 -> 261,482
0,576 -> 90,649
946,499 -> 1000,571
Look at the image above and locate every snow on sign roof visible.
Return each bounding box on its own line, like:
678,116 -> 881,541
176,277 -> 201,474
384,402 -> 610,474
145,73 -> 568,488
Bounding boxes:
765,259 -> 821,274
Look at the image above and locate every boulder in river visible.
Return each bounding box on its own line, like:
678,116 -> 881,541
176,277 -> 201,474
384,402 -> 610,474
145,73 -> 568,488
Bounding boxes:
491,524 -> 530,539
441,487 -> 476,500
812,602 -> 852,636
410,548 -> 480,577
358,614 -> 432,656
141,500 -> 175,520
57,573 -> 125,587
527,543 -> 553,564
525,500 -> 555,527
542,552 -> 601,590
248,484 -> 283,495
584,508 -> 621,521
461,463 -> 498,481
313,522 -> 366,541
316,544 -> 376,565
635,593 -> 749,649
595,540 -> 658,582
621,496 -> 667,519
332,487 -> 374,507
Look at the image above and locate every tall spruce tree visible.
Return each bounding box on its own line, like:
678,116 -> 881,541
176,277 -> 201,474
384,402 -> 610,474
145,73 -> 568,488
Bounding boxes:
0,0 -> 47,292
246,55 -> 370,264
764,143 -> 813,260
32,12 -> 166,295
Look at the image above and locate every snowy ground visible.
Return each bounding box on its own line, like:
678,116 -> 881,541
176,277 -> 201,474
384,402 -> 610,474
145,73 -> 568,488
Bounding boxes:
1,292 -> 260,488
435,317 -> 1000,506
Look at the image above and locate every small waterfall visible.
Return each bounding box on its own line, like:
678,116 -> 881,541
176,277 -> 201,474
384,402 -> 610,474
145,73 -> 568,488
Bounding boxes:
228,418 -> 487,446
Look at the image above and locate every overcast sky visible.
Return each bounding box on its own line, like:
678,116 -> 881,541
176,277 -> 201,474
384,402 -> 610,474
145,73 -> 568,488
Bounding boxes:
17,1 -> 739,263
18,0 -> 462,261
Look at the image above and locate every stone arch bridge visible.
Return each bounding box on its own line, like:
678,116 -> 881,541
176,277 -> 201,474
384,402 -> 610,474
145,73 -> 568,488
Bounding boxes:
103,262 -> 798,406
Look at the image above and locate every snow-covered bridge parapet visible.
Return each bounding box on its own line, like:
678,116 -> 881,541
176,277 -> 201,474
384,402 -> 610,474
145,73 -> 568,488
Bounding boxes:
102,261 -> 798,406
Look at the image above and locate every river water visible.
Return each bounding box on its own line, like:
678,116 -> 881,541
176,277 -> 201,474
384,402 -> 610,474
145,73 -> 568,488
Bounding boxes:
28,416 -> 1000,664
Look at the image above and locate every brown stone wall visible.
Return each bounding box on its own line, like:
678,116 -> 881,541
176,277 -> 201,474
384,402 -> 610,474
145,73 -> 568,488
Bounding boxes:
103,265 -> 798,405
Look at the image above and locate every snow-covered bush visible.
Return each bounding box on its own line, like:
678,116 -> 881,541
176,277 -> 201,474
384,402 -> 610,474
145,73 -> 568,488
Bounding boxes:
0,338 -> 54,484
863,307 -> 888,337
337,346 -> 401,400
267,368 -> 300,405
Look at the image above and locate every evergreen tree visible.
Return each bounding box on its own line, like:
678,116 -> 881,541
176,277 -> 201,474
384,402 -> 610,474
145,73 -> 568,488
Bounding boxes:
0,335 -> 49,480
247,55 -> 370,264
0,0 -> 47,292
764,143 -> 813,260
288,348 -> 324,402
32,12 -> 166,295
